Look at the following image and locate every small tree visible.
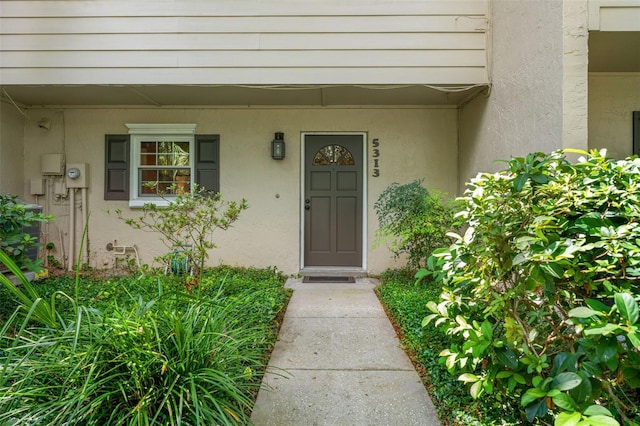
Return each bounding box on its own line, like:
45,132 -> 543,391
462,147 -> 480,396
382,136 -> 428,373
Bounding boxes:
0,194 -> 53,271
374,179 -> 456,270
420,150 -> 640,425
114,185 -> 247,287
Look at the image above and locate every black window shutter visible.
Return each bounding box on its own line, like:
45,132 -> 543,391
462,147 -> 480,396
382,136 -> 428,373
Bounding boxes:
104,134 -> 130,200
634,111 -> 640,156
195,135 -> 220,193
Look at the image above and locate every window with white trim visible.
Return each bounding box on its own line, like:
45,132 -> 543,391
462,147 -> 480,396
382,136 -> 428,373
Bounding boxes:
104,124 -> 219,207
128,124 -> 195,206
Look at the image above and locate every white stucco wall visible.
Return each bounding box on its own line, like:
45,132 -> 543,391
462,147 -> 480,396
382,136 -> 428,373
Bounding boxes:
458,0 -> 564,193
0,102 -> 26,197
589,74 -> 640,158
562,0 -> 589,149
19,106 -> 458,274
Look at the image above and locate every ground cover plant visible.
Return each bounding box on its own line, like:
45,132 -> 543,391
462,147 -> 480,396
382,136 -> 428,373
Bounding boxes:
0,251 -> 290,425
420,150 -> 640,425
374,179 -> 456,270
376,269 -> 521,425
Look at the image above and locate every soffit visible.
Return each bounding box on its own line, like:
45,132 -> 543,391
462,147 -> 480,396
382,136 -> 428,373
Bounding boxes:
589,31 -> 640,72
0,84 -> 486,108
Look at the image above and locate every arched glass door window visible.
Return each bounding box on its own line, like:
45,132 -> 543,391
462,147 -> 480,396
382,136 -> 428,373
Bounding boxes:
312,144 -> 355,166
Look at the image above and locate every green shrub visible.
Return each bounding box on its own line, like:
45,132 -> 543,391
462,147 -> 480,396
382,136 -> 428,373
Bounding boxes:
113,184 -> 248,288
420,150 -> 640,425
377,270 -> 520,425
0,194 -> 53,271
0,253 -> 289,425
374,180 -> 456,270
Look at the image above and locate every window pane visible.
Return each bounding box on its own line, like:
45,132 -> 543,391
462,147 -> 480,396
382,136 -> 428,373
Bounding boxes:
140,154 -> 155,165
141,170 -> 157,180
158,170 -> 173,181
313,144 -> 354,166
176,142 -> 190,153
141,141 -> 156,153
135,137 -> 194,198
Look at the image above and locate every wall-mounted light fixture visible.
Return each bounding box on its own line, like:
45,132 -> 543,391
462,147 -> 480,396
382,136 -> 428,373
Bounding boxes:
271,132 -> 285,160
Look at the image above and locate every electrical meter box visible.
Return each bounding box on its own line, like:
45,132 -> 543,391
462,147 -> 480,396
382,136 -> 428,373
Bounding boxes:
65,163 -> 89,188
41,154 -> 65,175
30,178 -> 45,195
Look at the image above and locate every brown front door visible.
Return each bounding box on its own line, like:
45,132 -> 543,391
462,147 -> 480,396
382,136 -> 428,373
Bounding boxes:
304,134 -> 363,267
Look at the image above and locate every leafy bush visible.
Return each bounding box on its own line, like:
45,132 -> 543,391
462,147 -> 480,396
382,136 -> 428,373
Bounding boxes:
377,270 -> 521,425
0,194 -> 53,271
0,252 -> 289,425
420,150 -> 640,425
113,184 -> 248,288
374,180 -> 456,270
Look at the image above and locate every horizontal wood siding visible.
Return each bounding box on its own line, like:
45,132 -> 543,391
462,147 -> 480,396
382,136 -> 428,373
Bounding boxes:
0,0 -> 489,85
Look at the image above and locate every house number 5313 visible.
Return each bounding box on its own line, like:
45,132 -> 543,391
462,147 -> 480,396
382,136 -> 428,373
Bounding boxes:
372,138 -> 380,177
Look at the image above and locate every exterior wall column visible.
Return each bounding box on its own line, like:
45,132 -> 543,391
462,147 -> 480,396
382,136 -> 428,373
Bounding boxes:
563,0 -> 589,150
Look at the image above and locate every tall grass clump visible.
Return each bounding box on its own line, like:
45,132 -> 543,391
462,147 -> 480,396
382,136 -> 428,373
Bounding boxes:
0,252 -> 288,425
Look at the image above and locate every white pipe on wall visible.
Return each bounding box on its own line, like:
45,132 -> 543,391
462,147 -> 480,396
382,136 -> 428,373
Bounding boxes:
81,187 -> 88,265
68,189 -> 75,272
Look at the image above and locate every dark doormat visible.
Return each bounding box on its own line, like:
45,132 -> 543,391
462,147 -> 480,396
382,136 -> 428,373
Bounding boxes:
302,276 -> 356,283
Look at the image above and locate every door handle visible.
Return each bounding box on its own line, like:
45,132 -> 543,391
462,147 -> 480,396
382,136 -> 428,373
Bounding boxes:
305,205 -> 310,210
305,199 -> 310,204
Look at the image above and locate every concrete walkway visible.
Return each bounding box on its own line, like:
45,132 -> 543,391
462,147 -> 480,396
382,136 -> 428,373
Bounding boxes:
250,277 -> 441,426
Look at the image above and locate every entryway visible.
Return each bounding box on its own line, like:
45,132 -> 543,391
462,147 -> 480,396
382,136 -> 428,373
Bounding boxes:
302,133 -> 365,268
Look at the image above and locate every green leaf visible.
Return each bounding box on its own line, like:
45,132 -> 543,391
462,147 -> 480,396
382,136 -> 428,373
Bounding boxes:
481,320 -> 493,340
614,293 -> 639,324
585,299 -> 610,314
552,352 -> 579,375
459,373 -> 480,383
555,411 -> 581,426
513,173 -> 529,192
552,372 -> 582,391
521,387 -> 547,406
569,373 -> 593,404
525,398 -> 548,422
531,174 -> 549,184
584,415 -> 620,426
470,380 -> 483,399
628,331 -> 640,348
541,262 -> 564,279
584,324 -> 620,336
552,393 -> 577,411
583,405 -> 613,417
569,307 -> 602,318
415,268 -> 431,280
495,347 -> 519,370
496,371 -> 512,379
513,373 -> 527,384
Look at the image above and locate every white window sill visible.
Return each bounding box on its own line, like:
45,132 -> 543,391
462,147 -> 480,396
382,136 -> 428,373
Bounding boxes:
128,198 -> 173,208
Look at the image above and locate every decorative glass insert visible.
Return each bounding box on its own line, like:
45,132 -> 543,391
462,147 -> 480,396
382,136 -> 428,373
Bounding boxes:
138,140 -> 191,195
313,144 -> 355,166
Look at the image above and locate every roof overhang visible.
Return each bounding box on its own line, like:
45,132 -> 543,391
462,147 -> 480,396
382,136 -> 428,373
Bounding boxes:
0,84 -> 489,108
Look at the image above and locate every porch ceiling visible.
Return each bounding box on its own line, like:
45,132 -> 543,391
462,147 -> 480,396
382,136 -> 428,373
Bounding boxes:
0,84 -> 486,108
589,31 -> 640,72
